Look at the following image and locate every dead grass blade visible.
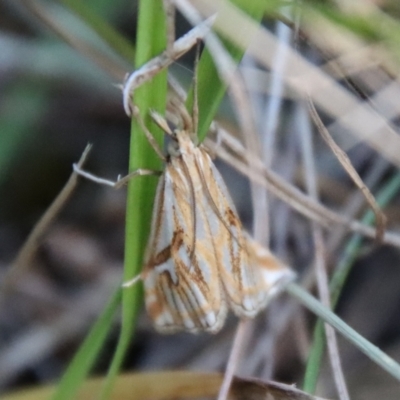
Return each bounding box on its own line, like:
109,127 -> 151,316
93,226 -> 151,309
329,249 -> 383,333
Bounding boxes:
0,145 -> 92,303
217,321 -> 252,400
1,371 -> 332,400
205,130 -> 400,248
299,105 -> 350,400
230,376 -> 332,400
308,98 -> 387,243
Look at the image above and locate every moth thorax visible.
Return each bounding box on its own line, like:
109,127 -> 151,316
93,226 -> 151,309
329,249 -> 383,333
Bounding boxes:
175,130 -> 197,154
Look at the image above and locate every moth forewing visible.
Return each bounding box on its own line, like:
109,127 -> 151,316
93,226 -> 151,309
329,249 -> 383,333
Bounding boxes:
197,149 -> 272,318
142,136 -> 228,333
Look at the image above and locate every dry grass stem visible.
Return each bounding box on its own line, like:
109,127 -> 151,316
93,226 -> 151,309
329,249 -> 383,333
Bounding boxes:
163,0 -> 176,55
300,107 -> 350,399
308,98 -> 387,242
217,321 -> 251,400
0,145 -> 92,303
324,157 -> 389,260
205,130 -> 400,248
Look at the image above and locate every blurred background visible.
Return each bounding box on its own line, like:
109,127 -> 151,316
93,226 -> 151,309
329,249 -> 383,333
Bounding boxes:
1,1 -> 400,399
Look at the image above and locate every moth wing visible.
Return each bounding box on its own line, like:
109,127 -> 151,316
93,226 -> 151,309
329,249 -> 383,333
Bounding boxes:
245,235 -> 296,302
197,149 -> 273,317
142,164 -> 226,333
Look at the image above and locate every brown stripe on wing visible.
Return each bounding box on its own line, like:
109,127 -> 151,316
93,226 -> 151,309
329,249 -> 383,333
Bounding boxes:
194,148 -> 270,317
148,246 -> 226,332
193,150 -> 243,250
145,228 -> 185,269
177,155 -> 197,264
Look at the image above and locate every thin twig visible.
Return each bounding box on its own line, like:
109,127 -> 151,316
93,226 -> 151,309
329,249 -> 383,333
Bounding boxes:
173,0 -> 265,246
163,0 -> 176,55
217,321 -> 250,400
0,144 -> 92,303
204,130 -> 400,248
172,3 -> 264,398
325,158 -> 389,260
300,103 -> 349,400
308,97 -> 387,242
259,5 -> 296,255
242,55 -> 270,245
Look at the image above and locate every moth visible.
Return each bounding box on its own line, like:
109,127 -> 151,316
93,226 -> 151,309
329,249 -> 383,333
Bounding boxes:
128,109 -> 294,333
74,107 -> 294,334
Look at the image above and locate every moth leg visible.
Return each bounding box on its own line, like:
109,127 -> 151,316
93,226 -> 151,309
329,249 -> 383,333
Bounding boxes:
73,164 -> 161,189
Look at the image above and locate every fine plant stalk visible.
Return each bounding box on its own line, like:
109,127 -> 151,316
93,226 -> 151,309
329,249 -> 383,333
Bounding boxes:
287,282 -> 400,383
303,171 -> 400,393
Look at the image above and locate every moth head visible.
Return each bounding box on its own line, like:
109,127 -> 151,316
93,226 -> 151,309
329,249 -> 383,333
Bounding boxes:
149,109 -> 197,157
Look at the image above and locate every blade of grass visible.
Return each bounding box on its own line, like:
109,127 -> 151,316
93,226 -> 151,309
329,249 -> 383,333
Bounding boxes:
287,282 -> 400,382
303,171 -> 400,393
185,0 -> 267,141
99,1 -> 168,399
51,287 -> 122,400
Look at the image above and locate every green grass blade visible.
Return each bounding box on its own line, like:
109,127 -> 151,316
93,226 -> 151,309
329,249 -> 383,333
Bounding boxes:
186,0 -> 267,141
51,287 -> 122,400
287,282 -> 400,383
98,1 -> 168,399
